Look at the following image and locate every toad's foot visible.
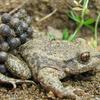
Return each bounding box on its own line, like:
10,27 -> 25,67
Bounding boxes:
38,68 -> 91,99
65,86 -> 91,100
0,73 -> 35,89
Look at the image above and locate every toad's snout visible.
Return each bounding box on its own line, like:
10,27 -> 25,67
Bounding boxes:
65,51 -> 100,75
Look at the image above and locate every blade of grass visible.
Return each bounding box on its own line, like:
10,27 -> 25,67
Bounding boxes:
68,11 -> 81,23
62,28 -> 69,40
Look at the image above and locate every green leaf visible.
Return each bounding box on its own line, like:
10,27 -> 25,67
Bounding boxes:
84,18 -> 95,25
62,29 -> 69,40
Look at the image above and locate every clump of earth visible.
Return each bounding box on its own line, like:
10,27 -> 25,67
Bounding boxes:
0,0 -> 100,100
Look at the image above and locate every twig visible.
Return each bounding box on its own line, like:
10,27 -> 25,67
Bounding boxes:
9,0 -> 28,15
37,9 -> 57,23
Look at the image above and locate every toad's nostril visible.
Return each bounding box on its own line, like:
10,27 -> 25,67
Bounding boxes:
79,52 -> 90,62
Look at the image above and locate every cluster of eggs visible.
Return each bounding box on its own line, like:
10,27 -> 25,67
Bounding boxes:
0,9 -> 33,74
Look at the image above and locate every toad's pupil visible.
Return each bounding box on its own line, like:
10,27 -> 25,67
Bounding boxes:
80,52 -> 90,62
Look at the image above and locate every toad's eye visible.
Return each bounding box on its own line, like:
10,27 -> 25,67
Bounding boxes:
79,52 -> 90,62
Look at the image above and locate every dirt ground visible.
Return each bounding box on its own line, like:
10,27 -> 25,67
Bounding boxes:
0,0 -> 100,100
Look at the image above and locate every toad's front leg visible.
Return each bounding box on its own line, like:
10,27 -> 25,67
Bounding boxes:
38,67 -> 90,99
0,54 -> 35,88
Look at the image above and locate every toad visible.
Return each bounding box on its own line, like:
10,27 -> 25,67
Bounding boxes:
0,36 -> 100,99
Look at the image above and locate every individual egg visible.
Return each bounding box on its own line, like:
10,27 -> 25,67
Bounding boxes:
27,27 -> 33,37
1,13 -> 11,24
0,51 -> 8,63
0,41 -> 9,51
13,12 -> 21,18
20,33 -> 28,44
19,9 -> 27,19
0,24 -> 11,37
20,21 -> 28,31
25,16 -> 32,25
15,25 -> 23,36
7,37 -> 21,49
19,9 -> 27,15
0,64 -> 7,74
14,11 -> 23,19
10,17 -> 20,28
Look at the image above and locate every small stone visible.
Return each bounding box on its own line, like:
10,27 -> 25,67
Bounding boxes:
47,91 -> 55,99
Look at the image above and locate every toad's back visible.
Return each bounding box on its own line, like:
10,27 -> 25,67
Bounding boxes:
19,37 -> 80,75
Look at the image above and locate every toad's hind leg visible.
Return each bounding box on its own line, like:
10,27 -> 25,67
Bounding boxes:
38,68 -> 90,99
0,73 -> 35,89
5,54 -> 32,79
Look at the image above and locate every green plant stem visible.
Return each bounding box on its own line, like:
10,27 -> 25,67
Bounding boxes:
68,21 -> 83,41
74,21 -> 83,35
81,0 -> 89,20
68,0 -> 89,41
94,12 -> 100,46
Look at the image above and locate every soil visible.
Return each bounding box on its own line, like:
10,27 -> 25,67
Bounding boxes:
0,0 -> 100,100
